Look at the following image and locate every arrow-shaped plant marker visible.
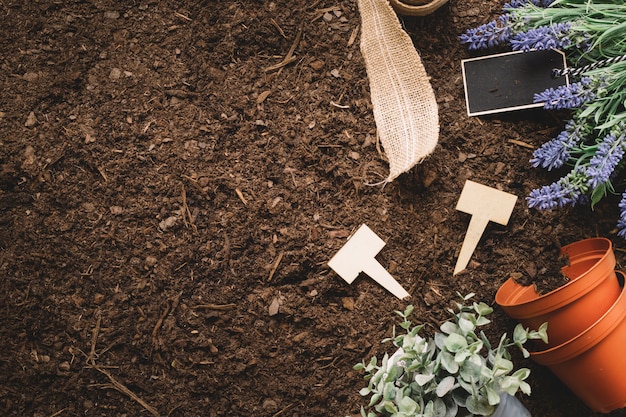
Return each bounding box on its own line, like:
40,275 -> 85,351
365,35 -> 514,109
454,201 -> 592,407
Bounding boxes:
328,224 -> 410,299
454,180 -> 517,275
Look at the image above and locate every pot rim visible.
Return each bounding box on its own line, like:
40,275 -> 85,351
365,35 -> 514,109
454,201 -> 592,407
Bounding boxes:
495,237 -> 615,315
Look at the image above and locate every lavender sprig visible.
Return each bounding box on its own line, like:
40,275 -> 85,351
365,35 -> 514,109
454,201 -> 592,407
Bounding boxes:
510,23 -> 573,52
530,120 -> 589,170
459,15 -> 514,50
617,192 -> 626,238
527,167 -> 589,210
585,133 -> 625,190
533,77 -> 595,110
504,0 -> 555,10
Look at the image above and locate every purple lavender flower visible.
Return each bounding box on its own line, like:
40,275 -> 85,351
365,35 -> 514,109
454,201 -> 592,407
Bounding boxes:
617,192 -> 626,238
527,168 -> 587,210
530,120 -> 587,170
617,218 -> 626,239
504,0 -> 555,9
460,15 -> 513,50
510,23 -> 572,52
533,77 -> 595,110
585,133 -> 625,190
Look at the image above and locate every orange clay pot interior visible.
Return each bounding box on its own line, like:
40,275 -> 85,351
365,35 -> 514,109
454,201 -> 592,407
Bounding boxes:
495,238 -> 620,348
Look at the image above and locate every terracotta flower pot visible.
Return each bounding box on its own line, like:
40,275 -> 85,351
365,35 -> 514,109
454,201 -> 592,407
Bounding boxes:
495,237 -> 620,347
530,271 -> 626,413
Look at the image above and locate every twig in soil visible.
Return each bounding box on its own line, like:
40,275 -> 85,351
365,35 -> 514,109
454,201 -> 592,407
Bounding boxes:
174,11 -> 192,21
222,233 -> 231,266
180,183 -> 198,234
270,18 -> 287,38
507,139 -> 534,149
330,101 -> 350,109
271,402 -> 297,417
182,175 -> 209,197
96,165 -> 108,183
87,313 -> 102,364
316,355 -> 342,370
264,23 -> 303,73
306,0 -> 323,10
152,291 -> 183,348
166,404 -> 183,417
267,251 -> 284,282
48,408 -> 68,417
348,25 -> 359,47
92,366 -> 161,417
192,303 -> 236,311
85,317 -> 162,417
235,188 -> 248,205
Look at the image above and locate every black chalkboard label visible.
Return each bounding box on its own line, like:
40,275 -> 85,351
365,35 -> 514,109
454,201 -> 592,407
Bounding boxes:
462,49 -> 568,116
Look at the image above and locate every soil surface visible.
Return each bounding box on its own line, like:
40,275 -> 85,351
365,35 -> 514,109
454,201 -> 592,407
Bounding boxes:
2,1 -> 626,417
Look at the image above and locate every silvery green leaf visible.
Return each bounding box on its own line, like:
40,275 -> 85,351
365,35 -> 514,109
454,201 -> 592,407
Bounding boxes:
519,379 -> 532,395
436,376 -> 456,397
458,316 -> 475,334
463,293 -> 475,301
529,322 -> 549,344
475,316 -> 490,326
369,392 -> 381,407
493,356 -> 513,377
383,381 -> 397,400
434,332 -> 447,350
383,399 -> 398,414
513,324 -> 528,345
432,398 -> 447,417
438,396 -> 457,417
512,368 -> 530,381
454,349 -> 470,363
459,359 -> 481,382
440,321 -> 458,335
465,394 -> 494,416
499,376 -> 520,396
423,400 -> 435,417
466,340 -> 483,354
473,301 -> 493,316
359,387 -> 371,396
414,373 -> 435,386
398,395 -> 419,415
440,351 -> 459,373
367,355 -> 379,371
486,385 -> 500,406
518,345 -> 530,359
444,333 -> 468,352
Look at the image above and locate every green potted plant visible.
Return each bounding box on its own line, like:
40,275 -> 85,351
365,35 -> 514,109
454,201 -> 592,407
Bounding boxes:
353,294 -> 548,417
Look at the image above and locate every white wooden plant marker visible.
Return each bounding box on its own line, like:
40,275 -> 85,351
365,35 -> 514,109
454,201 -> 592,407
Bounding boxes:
454,181 -> 517,275
328,224 -> 410,299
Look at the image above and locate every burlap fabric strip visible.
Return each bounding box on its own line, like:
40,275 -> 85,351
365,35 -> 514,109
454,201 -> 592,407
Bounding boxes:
357,0 -> 439,183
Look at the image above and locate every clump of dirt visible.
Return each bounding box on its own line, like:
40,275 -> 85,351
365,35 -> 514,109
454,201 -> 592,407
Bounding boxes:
511,238 -> 571,294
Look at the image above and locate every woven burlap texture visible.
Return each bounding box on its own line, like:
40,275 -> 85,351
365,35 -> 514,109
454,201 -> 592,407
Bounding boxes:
358,0 -> 439,183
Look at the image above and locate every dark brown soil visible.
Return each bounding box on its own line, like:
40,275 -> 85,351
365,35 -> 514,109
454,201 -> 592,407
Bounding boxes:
2,1 -> 625,416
